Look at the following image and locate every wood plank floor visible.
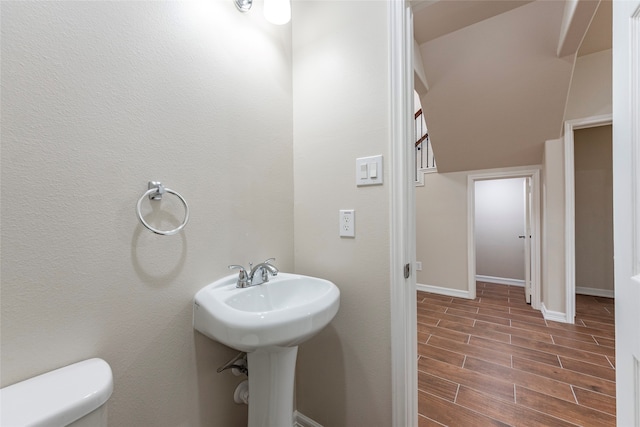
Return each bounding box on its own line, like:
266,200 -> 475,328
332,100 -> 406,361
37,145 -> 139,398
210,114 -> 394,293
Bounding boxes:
417,282 -> 616,427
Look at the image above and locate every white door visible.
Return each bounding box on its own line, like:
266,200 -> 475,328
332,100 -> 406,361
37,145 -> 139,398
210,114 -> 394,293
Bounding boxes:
613,1 -> 640,424
523,178 -> 532,304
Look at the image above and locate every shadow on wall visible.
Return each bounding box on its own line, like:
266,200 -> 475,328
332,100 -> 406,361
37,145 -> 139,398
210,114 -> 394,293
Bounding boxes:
131,199 -> 189,287
296,324 -> 346,425
194,331 -> 249,427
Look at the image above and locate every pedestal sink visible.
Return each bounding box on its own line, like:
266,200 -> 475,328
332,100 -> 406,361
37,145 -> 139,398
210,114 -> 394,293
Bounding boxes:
193,272 -> 340,427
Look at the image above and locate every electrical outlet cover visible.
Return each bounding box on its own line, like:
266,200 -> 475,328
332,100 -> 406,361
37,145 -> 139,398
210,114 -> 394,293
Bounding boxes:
339,209 -> 355,237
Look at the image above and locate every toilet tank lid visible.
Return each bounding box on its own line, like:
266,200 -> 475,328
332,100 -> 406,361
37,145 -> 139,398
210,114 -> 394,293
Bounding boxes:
0,358 -> 113,427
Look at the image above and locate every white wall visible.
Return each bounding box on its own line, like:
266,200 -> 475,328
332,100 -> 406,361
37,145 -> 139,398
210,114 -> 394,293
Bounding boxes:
564,49 -> 612,121
416,172 -> 468,291
292,2 -> 392,425
475,178 -> 526,282
543,47 -> 612,312
542,139 -> 566,313
1,2 -> 293,425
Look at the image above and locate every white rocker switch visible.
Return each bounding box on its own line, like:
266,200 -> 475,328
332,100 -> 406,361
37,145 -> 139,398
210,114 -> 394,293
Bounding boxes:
369,162 -> 378,178
359,163 -> 368,180
355,155 -> 383,186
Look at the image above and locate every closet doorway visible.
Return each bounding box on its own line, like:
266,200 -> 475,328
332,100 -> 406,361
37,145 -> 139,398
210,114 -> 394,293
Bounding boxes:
467,169 -> 541,308
563,115 -> 613,321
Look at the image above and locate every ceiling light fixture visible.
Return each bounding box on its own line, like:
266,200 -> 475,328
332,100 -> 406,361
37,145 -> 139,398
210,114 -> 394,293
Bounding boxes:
234,0 -> 291,25
263,0 -> 291,25
234,0 -> 252,12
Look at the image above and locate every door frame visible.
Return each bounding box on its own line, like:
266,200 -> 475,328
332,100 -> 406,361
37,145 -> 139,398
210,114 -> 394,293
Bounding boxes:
612,1 -> 640,422
524,177 -> 533,303
467,169 -> 541,309
389,1 -> 417,426
563,114 -> 612,323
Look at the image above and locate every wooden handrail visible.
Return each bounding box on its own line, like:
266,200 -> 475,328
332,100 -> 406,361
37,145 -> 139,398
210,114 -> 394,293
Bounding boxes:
415,133 -> 428,148
414,108 -> 435,172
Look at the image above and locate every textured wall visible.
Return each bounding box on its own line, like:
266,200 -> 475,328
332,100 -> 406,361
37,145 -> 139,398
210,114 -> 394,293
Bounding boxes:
1,2 -> 292,425
291,1 -> 392,425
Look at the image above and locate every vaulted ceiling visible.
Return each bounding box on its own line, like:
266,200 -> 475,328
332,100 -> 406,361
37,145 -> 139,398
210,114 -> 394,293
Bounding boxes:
413,0 -> 610,173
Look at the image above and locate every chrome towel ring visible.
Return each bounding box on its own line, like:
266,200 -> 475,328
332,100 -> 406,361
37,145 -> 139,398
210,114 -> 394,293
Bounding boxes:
136,181 -> 189,236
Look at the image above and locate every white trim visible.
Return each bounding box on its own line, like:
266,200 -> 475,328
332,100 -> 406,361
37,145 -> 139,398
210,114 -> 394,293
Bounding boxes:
632,6 -> 640,277
416,283 -> 473,299
389,1 -> 418,427
613,3 -> 640,423
467,175 -> 477,301
414,168 -> 437,187
475,275 -> 525,287
467,168 -> 542,310
563,114 -> 613,324
294,411 -> 323,427
575,287 -> 615,298
540,303 -> 569,323
635,355 -> 640,427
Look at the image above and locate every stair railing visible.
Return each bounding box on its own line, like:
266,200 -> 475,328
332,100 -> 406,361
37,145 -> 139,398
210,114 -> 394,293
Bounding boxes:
415,109 -> 436,184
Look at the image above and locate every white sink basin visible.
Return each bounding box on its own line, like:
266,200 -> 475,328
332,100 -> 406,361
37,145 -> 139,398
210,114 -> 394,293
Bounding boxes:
193,272 -> 340,352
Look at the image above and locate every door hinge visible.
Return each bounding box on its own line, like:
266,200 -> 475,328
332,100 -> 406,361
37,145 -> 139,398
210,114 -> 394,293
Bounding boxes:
404,263 -> 411,279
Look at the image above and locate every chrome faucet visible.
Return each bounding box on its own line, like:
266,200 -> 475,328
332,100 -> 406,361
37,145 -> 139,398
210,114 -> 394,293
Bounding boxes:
249,258 -> 279,285
229,258 -> 279,288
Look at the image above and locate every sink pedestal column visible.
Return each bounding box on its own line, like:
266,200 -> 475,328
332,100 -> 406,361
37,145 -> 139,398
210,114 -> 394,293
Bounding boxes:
246,346 -> 298,427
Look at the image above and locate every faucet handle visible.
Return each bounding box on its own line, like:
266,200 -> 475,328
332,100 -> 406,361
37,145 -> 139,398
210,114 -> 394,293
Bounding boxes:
229,265 -> 249,288
258,258 -> 278,282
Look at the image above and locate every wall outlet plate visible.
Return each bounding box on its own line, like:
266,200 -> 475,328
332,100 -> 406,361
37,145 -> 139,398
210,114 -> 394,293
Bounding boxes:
339,209 -> 355,237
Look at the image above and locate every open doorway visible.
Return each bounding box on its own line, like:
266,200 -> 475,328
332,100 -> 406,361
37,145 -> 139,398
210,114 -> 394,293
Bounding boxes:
474,177 -> 531,303
467,169 -> 541,308
563,115 -> 613,322
574,125 -> 614,299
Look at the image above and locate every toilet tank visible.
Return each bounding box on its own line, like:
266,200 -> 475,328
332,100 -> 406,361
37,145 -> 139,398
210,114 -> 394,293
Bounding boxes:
0,358 -> 113,427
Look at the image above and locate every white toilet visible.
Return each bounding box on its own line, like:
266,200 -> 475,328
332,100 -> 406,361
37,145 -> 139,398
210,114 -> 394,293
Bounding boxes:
0,358 -> 113,427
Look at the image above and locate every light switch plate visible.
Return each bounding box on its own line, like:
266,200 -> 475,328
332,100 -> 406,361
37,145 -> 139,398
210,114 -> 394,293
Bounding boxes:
356,155 -> 383,186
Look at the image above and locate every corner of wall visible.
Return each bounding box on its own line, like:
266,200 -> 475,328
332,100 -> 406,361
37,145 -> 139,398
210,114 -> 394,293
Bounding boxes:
541,139 -> 566,314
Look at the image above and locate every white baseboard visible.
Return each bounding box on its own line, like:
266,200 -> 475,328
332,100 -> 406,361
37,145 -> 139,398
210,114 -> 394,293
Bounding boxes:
294,411 -> 323,427
416,283 -> 473,299
541,303 -> 570,323
576,287 -> 614,298
476,275 -> 525,287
